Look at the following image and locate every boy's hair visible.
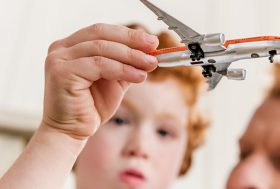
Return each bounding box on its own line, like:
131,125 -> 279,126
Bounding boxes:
127,24 -> 209,176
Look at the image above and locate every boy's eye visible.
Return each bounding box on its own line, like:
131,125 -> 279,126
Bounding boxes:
110,117 -> 129,126
157,129 -> 170,137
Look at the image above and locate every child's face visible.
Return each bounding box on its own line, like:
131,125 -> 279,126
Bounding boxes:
76,79 -> 189,189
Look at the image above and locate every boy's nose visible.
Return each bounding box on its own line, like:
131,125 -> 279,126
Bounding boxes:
124,146 -> 148,159
121,126 -> 150,159
226,154 -> 273,189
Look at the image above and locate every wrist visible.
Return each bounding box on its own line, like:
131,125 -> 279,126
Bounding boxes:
36,122 -> 88,157
41,114 -> 98,140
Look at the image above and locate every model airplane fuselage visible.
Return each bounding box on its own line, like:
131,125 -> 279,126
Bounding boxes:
140,0 -> 280,90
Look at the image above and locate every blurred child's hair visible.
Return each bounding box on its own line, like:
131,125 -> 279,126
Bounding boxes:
127,23 -> 209,176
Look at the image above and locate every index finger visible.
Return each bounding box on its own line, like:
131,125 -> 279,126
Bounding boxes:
56,23 -> 159,52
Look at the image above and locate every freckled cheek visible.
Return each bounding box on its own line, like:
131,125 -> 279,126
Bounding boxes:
78,135 -> 123,176
152,142 -> 186,179
76,139 -> 121,188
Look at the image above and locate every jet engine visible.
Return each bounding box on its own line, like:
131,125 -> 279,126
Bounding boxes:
202,33 -> 225,46
226,68 -> 246,80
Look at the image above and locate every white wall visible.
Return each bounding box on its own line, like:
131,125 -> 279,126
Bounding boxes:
1,0 -> 279,188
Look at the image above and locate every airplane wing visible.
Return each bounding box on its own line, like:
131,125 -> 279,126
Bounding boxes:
207,63 -> 231,90
140,0 -> 202,44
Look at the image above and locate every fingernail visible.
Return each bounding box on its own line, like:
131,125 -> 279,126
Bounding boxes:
144,34 -> 158,44
138,70 -> 147,80
145,54 -> 158,64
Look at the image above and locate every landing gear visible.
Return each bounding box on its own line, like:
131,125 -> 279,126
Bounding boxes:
269,50 -> 277,63
188,43 -> 216,78
188,43 -> 205,61
202,65 -> 216,78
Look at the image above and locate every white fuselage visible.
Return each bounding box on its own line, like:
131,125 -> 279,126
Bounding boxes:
157,40 -> 280,67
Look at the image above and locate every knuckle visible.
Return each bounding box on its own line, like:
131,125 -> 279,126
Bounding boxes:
90,23 -> 105,34
92,56 -> 104,69
45,54 -> 57,69
127,29 -> 138,42
126,49 -> 145,69
91,56 -> 104,77
126,48 -> 135,60
48,39 -> 64,53
122,64 -> 129,76
92,40 -> 106,55
45,54 -> 65,78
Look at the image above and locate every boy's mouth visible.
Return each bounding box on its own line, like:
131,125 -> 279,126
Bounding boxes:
119,169 -> 146,187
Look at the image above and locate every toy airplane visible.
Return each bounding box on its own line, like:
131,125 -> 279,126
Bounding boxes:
140,0 -> 280,90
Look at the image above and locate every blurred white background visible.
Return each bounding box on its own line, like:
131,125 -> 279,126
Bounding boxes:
0,0 -> 280,188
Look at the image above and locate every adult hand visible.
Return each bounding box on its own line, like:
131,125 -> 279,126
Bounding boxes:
43,23 -> 159,140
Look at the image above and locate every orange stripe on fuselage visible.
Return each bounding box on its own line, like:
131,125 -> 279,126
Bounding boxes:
224,36 -> 280,47
149,36 -> 280,56
149,46 -> 187,56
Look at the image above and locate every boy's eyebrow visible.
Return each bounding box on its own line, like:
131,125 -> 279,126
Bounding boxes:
121,99 -> 184,128
160,112 -> 179,120
120,98 -> 138,113
158,113 -> 183,128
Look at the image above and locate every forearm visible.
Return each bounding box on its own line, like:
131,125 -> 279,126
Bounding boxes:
0,123 -> 87,189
